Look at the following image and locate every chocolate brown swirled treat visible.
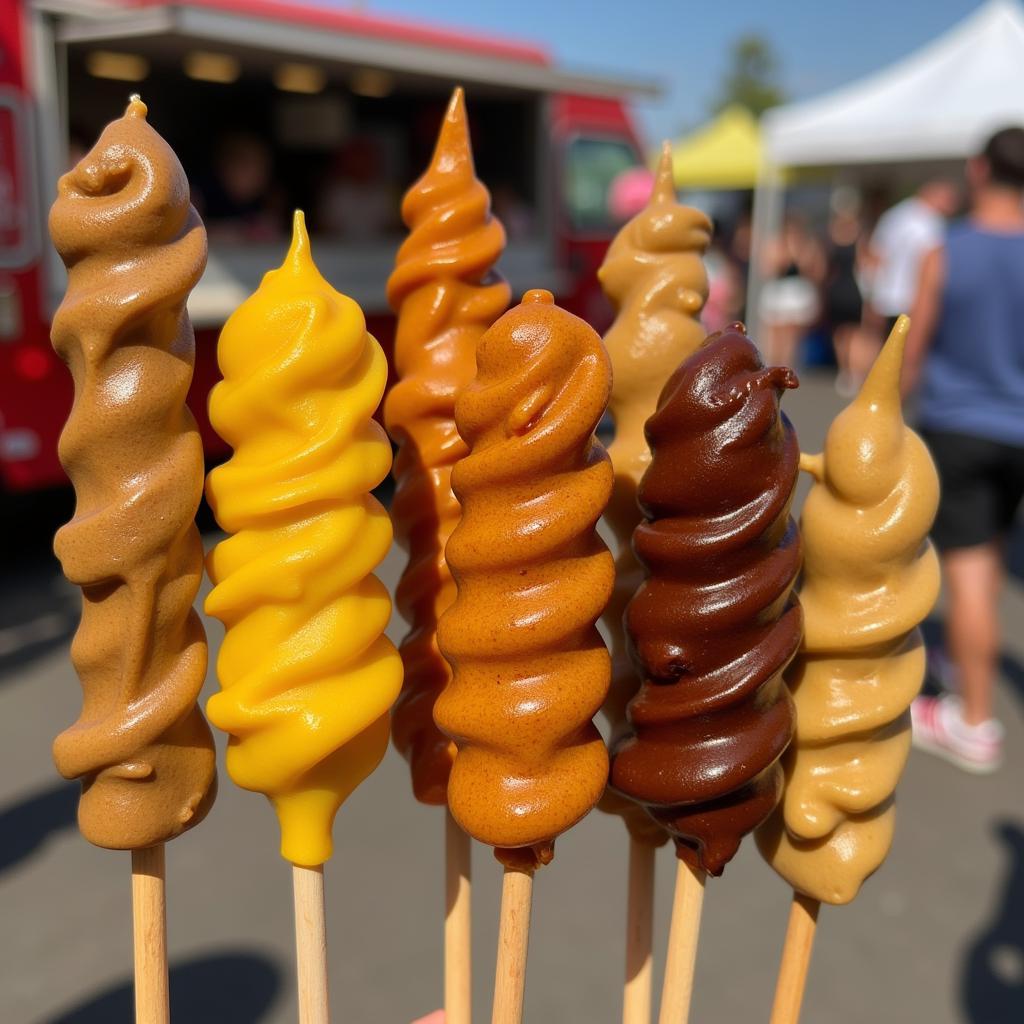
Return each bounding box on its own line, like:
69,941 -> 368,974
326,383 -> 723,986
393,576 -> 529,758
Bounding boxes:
436,289 -> 614,870
385,87 -> 510,805
610,325 -> 801,875
49,96 -> 216,849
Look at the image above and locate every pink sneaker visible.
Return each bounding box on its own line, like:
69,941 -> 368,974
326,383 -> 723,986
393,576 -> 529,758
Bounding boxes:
911,695 -> 1003,774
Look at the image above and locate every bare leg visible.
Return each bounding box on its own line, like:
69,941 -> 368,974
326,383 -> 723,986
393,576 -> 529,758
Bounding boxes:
764,322 -> 801,368
846,325 -> 883,385
832,324 -> 853,378
944,543 -> 1002,725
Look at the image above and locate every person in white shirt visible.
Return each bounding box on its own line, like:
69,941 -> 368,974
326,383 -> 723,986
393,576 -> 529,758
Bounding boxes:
866,180 -> 960,332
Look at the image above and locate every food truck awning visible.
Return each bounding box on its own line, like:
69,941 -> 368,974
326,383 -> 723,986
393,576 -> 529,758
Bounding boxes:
42,0 -> 662,98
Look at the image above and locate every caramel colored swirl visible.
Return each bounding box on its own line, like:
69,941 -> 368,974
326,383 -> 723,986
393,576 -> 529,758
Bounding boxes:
756,318 -> 940,904
436,290 -> 614,869
610,326 -> 801,875
598,143 -> 711,845
48,97 -> 216,849
385,88 -> 510,805
205,214 -> 402,867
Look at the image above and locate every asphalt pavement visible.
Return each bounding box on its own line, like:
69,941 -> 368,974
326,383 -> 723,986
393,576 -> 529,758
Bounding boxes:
1,370 -> 1022,1024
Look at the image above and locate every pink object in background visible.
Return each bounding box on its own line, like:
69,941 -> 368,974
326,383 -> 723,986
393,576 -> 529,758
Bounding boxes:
609,166 -> 658,222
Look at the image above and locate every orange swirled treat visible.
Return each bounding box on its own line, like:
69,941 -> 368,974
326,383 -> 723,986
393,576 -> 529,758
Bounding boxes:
205,213 -> 402,867
49,96 -> 216,849
597,143 -> 711,845
436,289 -> 614,869
756,319 -> 940,904
385,87 -> 510,805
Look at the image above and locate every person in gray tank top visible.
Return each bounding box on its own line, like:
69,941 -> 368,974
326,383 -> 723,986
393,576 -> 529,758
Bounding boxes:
904,127 -> 1024,774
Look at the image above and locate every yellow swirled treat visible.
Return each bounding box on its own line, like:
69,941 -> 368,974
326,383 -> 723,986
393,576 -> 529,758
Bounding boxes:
756,318 -> 940,904
205,212 -> 402,867
597,143 -> 711,845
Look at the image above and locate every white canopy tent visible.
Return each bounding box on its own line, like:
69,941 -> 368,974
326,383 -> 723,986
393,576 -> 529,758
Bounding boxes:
750,0 -> 1024,335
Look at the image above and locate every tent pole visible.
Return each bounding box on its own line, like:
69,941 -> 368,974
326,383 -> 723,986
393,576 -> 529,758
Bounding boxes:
749,159 -> 784,348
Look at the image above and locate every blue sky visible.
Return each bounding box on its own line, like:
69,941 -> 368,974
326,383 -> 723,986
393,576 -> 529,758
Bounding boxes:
336,0 -> 989,145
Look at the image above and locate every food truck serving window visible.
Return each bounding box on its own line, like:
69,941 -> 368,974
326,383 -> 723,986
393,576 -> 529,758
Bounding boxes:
564,135 -> 639,234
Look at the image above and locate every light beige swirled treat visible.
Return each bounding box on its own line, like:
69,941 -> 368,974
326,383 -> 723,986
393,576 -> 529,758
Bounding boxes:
597,142 -> 711,844
755,317 -> 940,904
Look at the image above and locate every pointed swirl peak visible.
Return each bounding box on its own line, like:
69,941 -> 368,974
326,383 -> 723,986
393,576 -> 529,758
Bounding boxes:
652,141 -> 676,204
823,316 -> 912,508
856,313 -> 909,415
126,94 -> 148,119
428,86 -> 472,178
283,209 -> 313,273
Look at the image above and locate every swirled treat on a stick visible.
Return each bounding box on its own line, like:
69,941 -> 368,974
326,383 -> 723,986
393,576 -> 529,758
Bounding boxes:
204,213 -> 402,867
385,87 -> 510,805
598,142 -> 711,845
49,96 -> 216,850
436,289 -> 614,870
756,318 -> 939,904
610,325 -> 801,875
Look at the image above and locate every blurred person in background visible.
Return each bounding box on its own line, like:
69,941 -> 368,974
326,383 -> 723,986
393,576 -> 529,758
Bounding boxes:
823,186 -> 871,395
197,133 -> 286,242
904,127 -> 1024,774
865,177 -> 960,336
758,211 -> 824,367
318,136 -> 398,241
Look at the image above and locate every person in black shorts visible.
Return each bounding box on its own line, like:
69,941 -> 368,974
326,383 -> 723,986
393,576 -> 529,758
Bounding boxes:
921,433 -> 1024,553
904,127 -> 1024,773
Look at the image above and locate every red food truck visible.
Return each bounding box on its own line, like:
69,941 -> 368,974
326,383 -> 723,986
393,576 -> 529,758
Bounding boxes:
0,0 -> 656,494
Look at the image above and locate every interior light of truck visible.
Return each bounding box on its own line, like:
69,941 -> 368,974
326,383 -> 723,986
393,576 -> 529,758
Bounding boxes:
273,62 -> 326,94
184,51 -> 241,84
0,282 -> 21,340
85,51 -> 149,82
350,68 -> 393,99
14,347 -> 50,382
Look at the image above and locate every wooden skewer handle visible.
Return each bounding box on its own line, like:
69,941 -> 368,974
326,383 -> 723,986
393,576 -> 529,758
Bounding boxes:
491,866 -> 534,1024
657,859 -> 706,1024
769,893 -> 820,1024
445,810 -> 472,1024
623,838 -> 656,1024
293,864 -> 330,1024
131,844 -> 170,1024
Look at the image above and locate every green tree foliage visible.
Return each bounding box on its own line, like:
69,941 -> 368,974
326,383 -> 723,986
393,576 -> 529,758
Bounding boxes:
712,34 -> 786,117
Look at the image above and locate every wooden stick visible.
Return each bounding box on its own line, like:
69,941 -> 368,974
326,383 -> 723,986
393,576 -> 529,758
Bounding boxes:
623,838 -> 656,1024
293,864 -> 330,1024
768,893 -> 820,1024
657,859 -> 706,1024
491,866 -> 534,1024
445,810 -> 472,1024
131,844 -> 170,1024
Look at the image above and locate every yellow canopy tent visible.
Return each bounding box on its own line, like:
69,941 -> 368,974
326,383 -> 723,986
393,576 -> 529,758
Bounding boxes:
668,105 -> 763,189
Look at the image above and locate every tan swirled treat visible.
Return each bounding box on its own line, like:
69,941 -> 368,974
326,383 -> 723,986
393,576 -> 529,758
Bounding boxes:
385,87 -> 510,805
597,142 -> 711,845
436,289 -> 614,870
756,318 -> 940,904
49,96 -> 216,849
